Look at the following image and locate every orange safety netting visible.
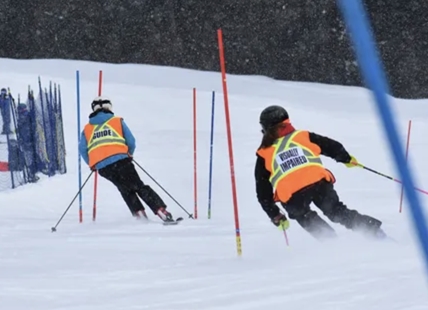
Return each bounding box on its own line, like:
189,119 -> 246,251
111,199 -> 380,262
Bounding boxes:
0,161 -> 9,172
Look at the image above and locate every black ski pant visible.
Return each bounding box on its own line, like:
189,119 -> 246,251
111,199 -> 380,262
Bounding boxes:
98,157 -> 166,216
282,179 -> 382,240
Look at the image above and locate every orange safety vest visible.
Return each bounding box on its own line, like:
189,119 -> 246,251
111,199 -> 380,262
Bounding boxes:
83,116 -> 129,168
256,130 -> 334,203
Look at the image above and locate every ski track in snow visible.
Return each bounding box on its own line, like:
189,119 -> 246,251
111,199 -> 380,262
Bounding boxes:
0,59 -> 428,309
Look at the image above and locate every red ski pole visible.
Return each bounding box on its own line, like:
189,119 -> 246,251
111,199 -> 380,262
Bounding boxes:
399,120 -> 412,213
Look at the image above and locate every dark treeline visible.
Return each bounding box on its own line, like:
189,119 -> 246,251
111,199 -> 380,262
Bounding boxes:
0,0 -> 426,98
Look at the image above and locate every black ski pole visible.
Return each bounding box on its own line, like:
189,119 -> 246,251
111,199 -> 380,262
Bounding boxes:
132,159 -> 194,219
358,163 -> 428,195
51,171 -> 94,232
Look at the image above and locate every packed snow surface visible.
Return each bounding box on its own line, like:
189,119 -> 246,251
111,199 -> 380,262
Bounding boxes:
1,59 -> 428,309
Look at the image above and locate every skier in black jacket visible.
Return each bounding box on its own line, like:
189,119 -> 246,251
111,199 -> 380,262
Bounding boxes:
255,105 -> 385,240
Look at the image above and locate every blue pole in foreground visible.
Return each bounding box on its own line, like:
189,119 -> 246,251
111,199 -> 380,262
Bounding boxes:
76,70 -> 83,222
208,91 -> 215,219
337,0 -> 428,276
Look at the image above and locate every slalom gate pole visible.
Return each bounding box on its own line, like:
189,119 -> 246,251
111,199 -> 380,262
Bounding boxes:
208,91 -> 215,219
357,163 -> 428,196
52,171 -> 94,232
92,70 -> 103,221
76,70 -> 83,223
399,120 -> 412,213
217,28 -> 242,256
337,0 -> 428,281
193,87 -> 198,219
132,159 -> 194,218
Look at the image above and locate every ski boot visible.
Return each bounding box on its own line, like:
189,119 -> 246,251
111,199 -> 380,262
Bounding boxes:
134,209 -> 148,219
352,214 -> 387,240
298,210 -> 337,241
156,207 -> 175,223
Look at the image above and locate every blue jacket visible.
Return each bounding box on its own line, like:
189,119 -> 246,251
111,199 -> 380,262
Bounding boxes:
0,95 -> 11,130
79,111 -> 136,170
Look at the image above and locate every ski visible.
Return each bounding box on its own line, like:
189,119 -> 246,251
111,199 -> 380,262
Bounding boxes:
138,216 -> 184,226
362,229 -> 397,243
378,233 -> 397,243
162,217 -> 183,226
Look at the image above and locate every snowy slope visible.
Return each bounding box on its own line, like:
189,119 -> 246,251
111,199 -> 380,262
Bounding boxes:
1,58 -> 428,309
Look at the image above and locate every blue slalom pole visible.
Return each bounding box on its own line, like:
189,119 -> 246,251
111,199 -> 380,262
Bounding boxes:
76,70 -> 83,223
208,91 -> 215,219
337,0 -> 428,277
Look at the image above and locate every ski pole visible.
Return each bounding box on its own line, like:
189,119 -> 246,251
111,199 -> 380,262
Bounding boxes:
358,164 -> 428,195
132,159 -> 194,219
276,219 -> 289,246
281,225 -> 289,246
51,171 -> 94,232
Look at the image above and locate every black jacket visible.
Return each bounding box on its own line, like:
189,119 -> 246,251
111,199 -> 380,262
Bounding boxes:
255,131 -> 352,219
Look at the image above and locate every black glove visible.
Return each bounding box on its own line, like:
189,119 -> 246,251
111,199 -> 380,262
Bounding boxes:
334,148 -> 352,164
271,213 -> 288,227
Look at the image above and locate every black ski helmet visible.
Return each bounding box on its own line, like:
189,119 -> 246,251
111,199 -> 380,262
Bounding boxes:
91,96 -> 112,112
259,105 -> 289,131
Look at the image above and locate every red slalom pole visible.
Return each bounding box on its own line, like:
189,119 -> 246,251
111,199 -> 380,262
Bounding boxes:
93,70 -> 102,221
98,70 -> 103,96
399,120 -> 412,213
193,87 -> 198,219
217,28 -> 242,256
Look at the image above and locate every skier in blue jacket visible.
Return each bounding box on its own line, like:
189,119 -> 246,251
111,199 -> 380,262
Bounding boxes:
0,88 -> 12,135
78,96 -> 175,222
